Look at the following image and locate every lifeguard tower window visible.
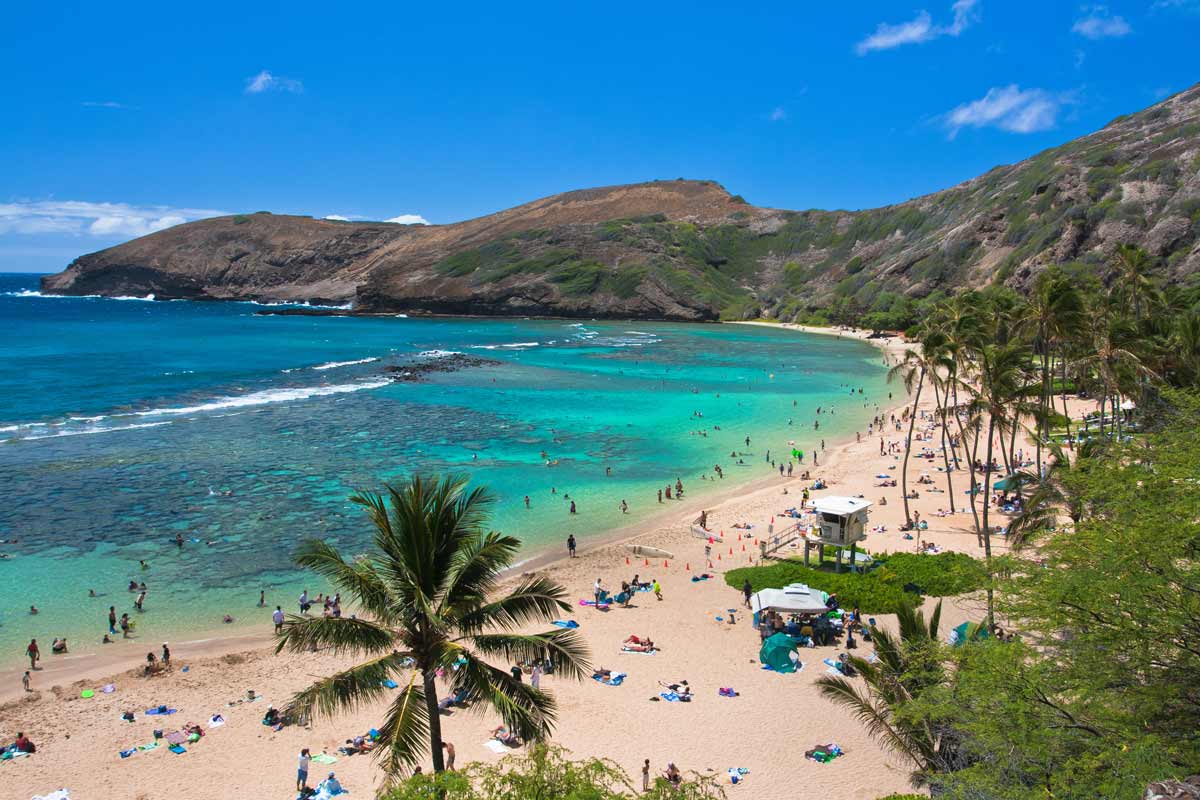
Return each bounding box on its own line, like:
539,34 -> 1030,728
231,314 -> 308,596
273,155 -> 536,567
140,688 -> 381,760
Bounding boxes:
821,513 -> 841,525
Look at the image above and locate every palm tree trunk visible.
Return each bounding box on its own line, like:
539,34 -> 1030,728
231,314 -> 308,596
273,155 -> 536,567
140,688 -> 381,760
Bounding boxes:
423,671 -> 446,772
901,369 -> 925,527
981,414 -> 997,629
932,380 -> 956,512
1060,357 -> 1072,446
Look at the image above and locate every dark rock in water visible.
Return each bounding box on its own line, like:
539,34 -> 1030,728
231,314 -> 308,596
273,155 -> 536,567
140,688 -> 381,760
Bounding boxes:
384,353 -> 500,382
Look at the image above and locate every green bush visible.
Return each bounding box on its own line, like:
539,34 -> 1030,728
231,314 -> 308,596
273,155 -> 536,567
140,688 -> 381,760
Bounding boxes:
724,552 -> 986,615
232,215 -> 250,225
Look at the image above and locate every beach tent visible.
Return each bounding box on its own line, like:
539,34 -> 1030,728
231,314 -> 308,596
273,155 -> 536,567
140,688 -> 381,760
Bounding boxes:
949,621 -> 990,647
750,584 -> 830,615
759,632 -> 800,673
992,474 -> 1024,491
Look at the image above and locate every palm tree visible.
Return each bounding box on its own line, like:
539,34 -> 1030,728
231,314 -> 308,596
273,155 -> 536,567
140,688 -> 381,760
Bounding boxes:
1003,441 -> 1092,548
277,474 -> 590,781
1071,312 -> 1157,441
1111,243 -> 1162,327
816,601 -> 955,785
971,342 -> 1034,627
889,330 -> 948,527
1019,269 -> 1085,475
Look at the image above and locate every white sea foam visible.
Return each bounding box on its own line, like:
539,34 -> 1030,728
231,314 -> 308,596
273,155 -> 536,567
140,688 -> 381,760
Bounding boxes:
470,342 -> 539,350
21,421 -> 172,440
132,380 -> 391,418
111,294 -> 156,301
311,357 -> 379,371
415,349 -> 462,359
3,290 -> 101,299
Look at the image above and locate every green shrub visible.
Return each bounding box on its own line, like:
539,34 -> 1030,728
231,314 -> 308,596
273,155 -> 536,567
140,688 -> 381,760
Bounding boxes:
232,215 -> 250,225
724,552 -> 986,614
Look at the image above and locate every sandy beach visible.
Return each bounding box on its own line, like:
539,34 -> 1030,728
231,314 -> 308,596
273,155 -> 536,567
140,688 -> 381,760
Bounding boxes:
0,323 -> 1078,800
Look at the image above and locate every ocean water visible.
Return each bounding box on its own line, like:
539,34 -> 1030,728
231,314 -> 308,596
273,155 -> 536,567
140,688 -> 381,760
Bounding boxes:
0,273 -> 889,661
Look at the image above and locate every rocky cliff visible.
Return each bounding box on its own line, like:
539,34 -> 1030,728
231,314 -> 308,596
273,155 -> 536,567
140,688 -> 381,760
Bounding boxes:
42,84 -> 1200,322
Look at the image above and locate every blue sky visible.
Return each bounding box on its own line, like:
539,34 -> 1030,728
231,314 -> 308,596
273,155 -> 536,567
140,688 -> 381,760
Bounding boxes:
2,1 -> 1197,273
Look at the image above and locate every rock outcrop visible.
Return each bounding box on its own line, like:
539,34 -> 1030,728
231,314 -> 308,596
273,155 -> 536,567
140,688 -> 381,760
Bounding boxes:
43,84 -> 1200,322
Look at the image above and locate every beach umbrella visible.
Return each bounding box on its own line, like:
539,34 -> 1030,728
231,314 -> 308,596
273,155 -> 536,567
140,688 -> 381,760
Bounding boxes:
949,621 -> 989,647
759,632 -> 800,673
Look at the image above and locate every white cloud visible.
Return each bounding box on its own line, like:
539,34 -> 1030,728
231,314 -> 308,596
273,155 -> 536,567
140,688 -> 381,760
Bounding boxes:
82,101 -> 129,109
856,0 -> 978,55
324,214 -> 351,221
244,70 -> 303,94
769,106 -> 787,122
1072,6 -> 1132,38
944,85 -> 1066,138
0,200 -> 226,238
385,214 -> 429,225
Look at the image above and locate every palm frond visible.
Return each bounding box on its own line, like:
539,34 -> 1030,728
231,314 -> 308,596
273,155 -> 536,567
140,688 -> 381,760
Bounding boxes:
285,650 -> 409,721
462,630 -> 591,681
275,613 -> 396,657
292,538 -> 396,622
455,575 -> 572,635
373,673 -> 430,780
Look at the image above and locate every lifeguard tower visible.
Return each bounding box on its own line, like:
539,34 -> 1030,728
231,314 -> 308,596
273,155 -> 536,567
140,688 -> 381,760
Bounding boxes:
802,496 -> 872,570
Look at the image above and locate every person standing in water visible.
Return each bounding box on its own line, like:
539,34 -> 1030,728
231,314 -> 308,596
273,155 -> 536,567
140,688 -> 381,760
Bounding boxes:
569,500 -> 577,515
108,606 -> 117,635
620,499 -> 628,514
524,495 -> 530,508
258,590 -> 265,607
25,639 -> 39,670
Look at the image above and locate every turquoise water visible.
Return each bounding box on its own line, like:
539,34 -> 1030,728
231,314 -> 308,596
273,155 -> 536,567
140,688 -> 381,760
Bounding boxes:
0,273 -> 889,661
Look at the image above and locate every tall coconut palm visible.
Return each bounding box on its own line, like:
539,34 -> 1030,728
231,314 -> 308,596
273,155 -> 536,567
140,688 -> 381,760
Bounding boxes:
816,601 -> 954,786
1071,312 -> 1157,441
1003,441 -> 1093,548
1019,269 -> 1085,475
1111,243 -> 1162,327
971,342 -> 1034,627
888,330 -> 948,528
277,474 -> 589,781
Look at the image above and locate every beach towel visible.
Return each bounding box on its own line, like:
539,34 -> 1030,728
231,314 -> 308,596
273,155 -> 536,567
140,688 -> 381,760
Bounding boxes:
727,767 -> 749,784
144,707 -> 176,716
31,791 -> 70,800
620,647 -> 657,655
578,600 -> 609,609
550,619 -> 578,629
483,739 -> 508,754
101,684 -> 116,694
381,679 -> 398,689
805,743 -> 844,763
137,743 -> 159,752
312,753 -> 338,765
822,658 -> 844,672
760,662 -> 804,673
592,672 -> 626,686
690,574 -> 711,582
118,749 -> 136,759
168,745 -> 186,754
659,692 -> 682,702
718,687 -> 739,697
165,731 -> 187,746
206,715 -> 225,729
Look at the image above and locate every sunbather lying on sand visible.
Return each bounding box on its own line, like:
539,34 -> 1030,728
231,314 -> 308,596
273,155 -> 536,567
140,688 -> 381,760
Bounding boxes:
491,726 -> 521,746
658,680 -> 692,700
623,635 -> 655,651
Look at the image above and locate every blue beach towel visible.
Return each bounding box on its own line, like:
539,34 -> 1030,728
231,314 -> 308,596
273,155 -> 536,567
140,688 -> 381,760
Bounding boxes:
168,744 -> 186,754
659,691 -> 682,702
381,680 -> 398,689
592,672 -> 625,686
551,620 -> 579,629
119,748 -> 137,759
145,707 -> 177,716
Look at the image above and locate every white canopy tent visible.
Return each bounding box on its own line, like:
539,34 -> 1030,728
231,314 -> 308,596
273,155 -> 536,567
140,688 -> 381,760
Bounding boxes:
750,583 -> 831,615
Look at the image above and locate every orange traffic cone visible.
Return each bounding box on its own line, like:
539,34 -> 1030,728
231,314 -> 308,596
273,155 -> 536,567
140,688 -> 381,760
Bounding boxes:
718,553 -> 722,561
685,562 -> 690,571
626,556 -> 630,565
663,560 -> 669,568
753,538 -> 758,545
729,547 -> 733,555
644,558 -> 649,566
708,560 -> 714,568
742,543 -> 746,552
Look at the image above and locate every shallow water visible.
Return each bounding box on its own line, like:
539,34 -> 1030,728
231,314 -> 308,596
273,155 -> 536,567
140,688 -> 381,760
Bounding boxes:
0,273 -> 890,662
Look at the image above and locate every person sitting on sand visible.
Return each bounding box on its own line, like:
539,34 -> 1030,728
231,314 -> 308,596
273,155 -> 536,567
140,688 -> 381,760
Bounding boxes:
491,726 -> 521,747
13,732 -> 35,754
320,772 -> 345,796
664,762 -> 682,787
262,706 -> 281,726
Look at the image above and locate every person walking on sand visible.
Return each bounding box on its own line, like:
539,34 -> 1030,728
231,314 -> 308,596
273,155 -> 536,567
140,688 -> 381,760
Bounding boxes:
161,642 -> 171,669
442,741 -> 456,770
273,605 -> 285,633
742,579 -> 753,609
22,670 -> 31,692
25,639 -> 39,670
531,662 -> 543,691
297,747 -> 311,793
594,577 -> 604,608
567,534 -> 577,558
653,579 -> 662,601
642,758 -> 651,791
